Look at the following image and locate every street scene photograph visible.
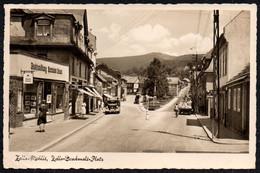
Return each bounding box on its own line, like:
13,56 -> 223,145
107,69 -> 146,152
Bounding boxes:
4,4 -> 256,169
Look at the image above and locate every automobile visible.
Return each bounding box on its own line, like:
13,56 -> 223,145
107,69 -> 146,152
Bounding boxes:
178,101 -> 193,115
104,99 -> 120,114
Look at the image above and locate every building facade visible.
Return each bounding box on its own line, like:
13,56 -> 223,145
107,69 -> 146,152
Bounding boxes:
123,76 -> 139,95
167,77 -> 179,96
9,9 -> 97,127
212,11 -> 250,138
96,64 -> 122,100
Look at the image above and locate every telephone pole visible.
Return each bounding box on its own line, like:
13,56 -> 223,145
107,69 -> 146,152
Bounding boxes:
213,10 -> 220,138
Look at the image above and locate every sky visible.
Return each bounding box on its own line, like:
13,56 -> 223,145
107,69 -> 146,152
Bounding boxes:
87,8 -> 243,58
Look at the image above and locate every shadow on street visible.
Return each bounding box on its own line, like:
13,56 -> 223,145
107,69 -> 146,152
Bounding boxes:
132,128 -> 210,142
198,118 -> 247,140
186,119 -> 201,127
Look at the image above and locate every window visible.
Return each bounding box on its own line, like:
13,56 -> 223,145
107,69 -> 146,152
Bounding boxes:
72,58 -> 75,75
222,45 -> 228,76
224,45 -> 228,75
233,88 -> 237,111
220,50 -> 222,77
17,89 -> 22,112
79,62 -> 82,77
237,87 -> 241,112
85,65 -> 88,80
228,89 -> 231,110
37,20 -> 51,36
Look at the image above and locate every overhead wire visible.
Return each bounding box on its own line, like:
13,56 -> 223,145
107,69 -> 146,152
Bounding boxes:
98,10 -> 151,50
99,10 -> 162,53
98,10 -> 163,54
194,10 -> 202,49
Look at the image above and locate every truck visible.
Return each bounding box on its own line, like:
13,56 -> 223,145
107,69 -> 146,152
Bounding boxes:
178,100 -> 193,115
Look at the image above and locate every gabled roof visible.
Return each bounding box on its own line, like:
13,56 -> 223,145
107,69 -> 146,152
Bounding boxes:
226,64 -> 250,85
96,64 -> 121,79
167,77 -> 179,84
204,59 -> 213,73
96,73 -> 107,83
123,76 -> 139,83
22,9 -> 85,24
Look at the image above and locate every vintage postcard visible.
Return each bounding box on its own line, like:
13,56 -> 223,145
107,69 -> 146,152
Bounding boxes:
3,4 -> 257,169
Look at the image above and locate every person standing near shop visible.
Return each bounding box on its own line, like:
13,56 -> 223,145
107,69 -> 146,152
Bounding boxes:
38,100 -> 48,132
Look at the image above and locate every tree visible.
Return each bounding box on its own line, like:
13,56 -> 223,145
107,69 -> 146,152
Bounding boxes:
143,58 -> 169,99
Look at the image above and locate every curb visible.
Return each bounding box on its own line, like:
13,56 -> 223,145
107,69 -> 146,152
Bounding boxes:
35,113 -> 105,152
195,114 -> 249,145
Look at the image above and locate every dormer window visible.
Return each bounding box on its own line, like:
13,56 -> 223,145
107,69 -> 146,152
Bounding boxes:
32,13 -> 54,37
37,19 -> 51,36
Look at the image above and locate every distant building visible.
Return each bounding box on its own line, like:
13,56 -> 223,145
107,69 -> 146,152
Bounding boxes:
123,76 -> 139,94
167,77 -> 179,96
96,64 -> 122,99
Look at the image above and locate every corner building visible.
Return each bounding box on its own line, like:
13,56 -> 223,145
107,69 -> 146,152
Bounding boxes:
9,9 -> 96,127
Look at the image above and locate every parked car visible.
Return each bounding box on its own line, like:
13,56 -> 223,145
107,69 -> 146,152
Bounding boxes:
104,99 -> 120,114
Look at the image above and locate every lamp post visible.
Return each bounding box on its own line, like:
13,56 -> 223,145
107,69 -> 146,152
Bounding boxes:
190,47 -> 198,114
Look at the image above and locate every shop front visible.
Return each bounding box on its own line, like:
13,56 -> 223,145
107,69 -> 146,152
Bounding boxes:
9,51 -> 69,127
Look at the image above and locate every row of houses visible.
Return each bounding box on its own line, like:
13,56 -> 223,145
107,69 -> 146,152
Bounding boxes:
123,75 -> 189,97
9,9 -> 127,128
190,11 -> 250,139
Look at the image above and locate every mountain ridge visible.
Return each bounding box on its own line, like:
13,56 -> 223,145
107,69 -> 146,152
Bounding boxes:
96,52 -> 203,74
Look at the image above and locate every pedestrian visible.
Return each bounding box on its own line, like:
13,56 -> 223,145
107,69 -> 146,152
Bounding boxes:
37,100 -> 48,132
174,103 -> 179,118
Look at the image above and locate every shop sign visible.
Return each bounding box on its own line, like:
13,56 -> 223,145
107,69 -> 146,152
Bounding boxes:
46,94 -> 52,103
23,72 -> 33,84
10,53 -> 69,82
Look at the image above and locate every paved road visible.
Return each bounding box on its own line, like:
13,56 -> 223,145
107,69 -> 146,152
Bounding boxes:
46,93 -> 248,153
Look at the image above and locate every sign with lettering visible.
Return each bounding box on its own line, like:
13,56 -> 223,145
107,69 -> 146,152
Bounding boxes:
10,53 -> 69,82
23,72 -> 33,84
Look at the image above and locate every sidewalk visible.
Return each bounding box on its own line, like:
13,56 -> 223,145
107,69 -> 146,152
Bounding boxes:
195,114 -> 249,145
9,111 -> 105,152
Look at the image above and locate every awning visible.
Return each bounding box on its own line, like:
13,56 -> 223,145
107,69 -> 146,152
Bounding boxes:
92,88 -> 103,99
103,93 -> 114,99
85,87 -> 98,98
78,88 -> 94,97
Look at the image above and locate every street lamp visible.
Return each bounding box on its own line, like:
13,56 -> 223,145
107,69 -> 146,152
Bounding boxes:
190,47 -> 198,114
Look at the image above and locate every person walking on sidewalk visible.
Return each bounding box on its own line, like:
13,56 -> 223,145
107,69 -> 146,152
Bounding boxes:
37,100 -> 48,132
174,103 -> 179,118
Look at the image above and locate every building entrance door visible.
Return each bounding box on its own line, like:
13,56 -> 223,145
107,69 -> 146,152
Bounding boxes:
44,82 -> 52,113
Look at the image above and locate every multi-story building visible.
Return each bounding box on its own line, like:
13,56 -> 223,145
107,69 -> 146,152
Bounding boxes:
96,64 -> 122,100
196,50 -> 213,115
9,9 -> 98,127
212,11 -> 250,138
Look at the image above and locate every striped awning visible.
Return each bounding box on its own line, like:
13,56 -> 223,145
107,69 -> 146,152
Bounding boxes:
78,88 -> 94,97
85,87 -> 99,98
92,88 -> 103,99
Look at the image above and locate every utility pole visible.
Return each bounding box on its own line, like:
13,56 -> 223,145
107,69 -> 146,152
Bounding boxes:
195,53 -> 198,114
191,47 -> 198,114
213,10 -> 220,138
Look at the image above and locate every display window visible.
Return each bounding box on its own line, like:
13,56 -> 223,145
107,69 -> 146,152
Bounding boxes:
24,82 -> 37,119
56,83 -> 65,113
